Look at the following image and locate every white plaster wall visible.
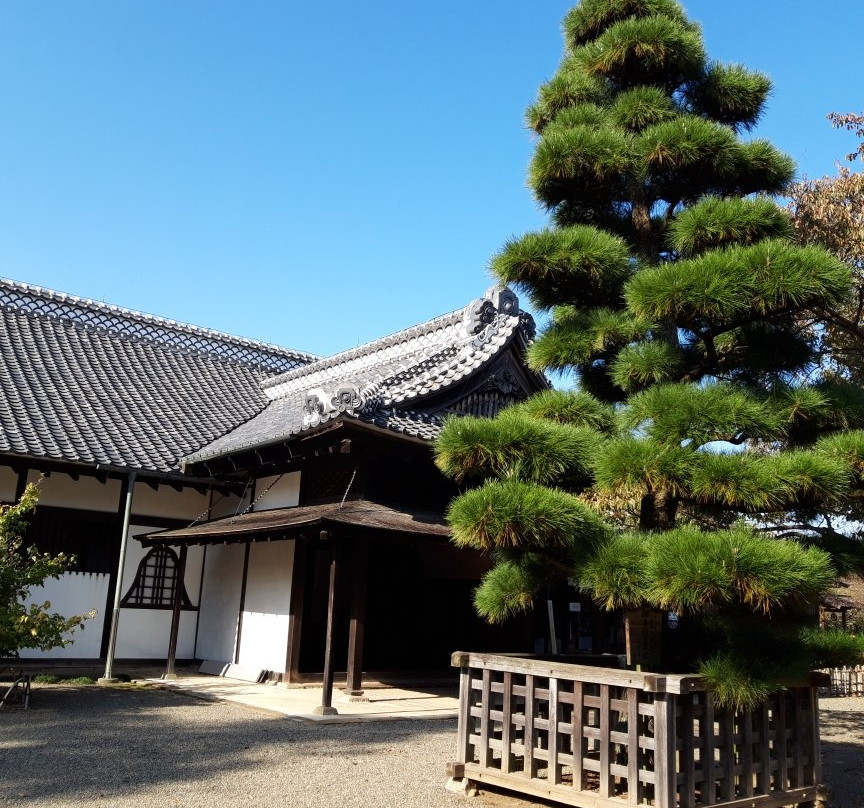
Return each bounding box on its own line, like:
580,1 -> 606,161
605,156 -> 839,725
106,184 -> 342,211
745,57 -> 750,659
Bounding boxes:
252,472 -> 300,511
0,465 -> 18,501
18,572 -> 110,659
236,541 -> 294,673
114,611 -> 198,659
210,488 -> 252,519
195,543 -> 245,663
131,483 -> 210,521
26,471 -> 121,513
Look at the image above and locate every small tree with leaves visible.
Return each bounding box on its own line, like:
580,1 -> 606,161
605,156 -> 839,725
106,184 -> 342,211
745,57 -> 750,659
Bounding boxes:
0,484 -> 90,659
436,0 -> 864,709
788,111 -> 864,382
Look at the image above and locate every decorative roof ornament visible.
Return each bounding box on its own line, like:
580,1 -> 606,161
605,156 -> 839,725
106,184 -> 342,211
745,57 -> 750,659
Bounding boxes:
518,311 -> 536,342
331,387 -> 363,413
303,388 -> 329,429
303,384 -> 372,428
478,367 -> 522,396
485,286 -> 519,316
464,297 -> 497,336
463,287 -> 521,350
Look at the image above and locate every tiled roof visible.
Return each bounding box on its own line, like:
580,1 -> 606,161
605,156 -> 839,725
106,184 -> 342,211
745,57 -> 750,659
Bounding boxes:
0,278 -> 316,474
185,287 -> 540,465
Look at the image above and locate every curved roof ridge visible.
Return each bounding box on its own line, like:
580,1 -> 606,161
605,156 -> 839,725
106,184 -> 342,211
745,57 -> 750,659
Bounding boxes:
260,305 -> 466,392
0,277 -> 318,374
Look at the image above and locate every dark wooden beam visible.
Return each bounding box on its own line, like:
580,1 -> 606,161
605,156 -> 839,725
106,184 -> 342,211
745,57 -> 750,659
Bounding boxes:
163,544 -> 188,678
344,537 -> 369,696
285,537 -> 309,684
233,541 -> 252,665
14,468 -> 28,502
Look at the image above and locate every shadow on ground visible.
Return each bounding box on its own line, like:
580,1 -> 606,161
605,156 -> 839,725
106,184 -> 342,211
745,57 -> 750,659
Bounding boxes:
3,687 -> 862,808
818,709 -> 864,808
0,685 -> 464,808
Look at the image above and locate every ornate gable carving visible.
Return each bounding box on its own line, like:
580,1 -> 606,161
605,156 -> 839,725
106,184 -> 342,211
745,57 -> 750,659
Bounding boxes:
442,360 -> 534,419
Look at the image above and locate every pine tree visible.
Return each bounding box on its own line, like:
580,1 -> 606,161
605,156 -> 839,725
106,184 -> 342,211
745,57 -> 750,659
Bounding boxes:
436,0 -> 864,709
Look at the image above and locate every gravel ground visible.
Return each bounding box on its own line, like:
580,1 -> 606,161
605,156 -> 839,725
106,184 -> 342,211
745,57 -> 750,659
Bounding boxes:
817,696 -> 864,808
1,684 -> 861,808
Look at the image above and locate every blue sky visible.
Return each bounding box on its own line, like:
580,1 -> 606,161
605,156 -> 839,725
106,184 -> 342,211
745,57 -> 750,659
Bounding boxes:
0,1 -> 861,358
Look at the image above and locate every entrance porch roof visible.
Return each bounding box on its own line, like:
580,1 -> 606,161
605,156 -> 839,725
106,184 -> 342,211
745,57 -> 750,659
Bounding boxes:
140,498 -> 451,546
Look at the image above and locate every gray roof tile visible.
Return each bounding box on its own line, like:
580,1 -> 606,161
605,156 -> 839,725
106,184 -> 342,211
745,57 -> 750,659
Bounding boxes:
0,279 -> 541,475
0,278 -> 316,473
185,286 -> 540,465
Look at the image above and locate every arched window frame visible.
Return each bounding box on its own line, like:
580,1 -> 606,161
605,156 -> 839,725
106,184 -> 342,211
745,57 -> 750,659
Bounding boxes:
121,546 -> 196,610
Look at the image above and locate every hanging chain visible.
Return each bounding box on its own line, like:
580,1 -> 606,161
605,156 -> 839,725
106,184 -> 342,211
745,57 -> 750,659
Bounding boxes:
185,490 -> 227,529
339,466 -> 358,509
230,473 -> 285,522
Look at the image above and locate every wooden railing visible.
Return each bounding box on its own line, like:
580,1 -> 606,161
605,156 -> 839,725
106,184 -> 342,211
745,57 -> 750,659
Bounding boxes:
449,652 -> 822,808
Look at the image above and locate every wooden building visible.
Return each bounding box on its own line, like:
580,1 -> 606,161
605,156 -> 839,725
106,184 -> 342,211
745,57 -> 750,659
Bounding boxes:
0,278 -> 546,684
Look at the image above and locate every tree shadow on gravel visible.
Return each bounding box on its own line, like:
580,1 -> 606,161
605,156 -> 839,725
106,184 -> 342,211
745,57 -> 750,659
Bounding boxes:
818,709 -> 864,808
0,685 -> 460,806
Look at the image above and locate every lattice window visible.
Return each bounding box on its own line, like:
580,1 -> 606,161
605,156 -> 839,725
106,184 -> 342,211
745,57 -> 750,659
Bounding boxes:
121,547 -> 195,610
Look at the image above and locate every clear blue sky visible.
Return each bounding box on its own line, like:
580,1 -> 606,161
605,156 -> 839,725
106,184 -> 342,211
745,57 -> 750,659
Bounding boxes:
0,1 -> 861,357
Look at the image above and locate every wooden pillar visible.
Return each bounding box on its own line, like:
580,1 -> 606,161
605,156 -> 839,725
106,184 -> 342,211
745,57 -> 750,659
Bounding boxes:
313,532 -> 339,715
284,537 -> 309,685
232,541 -> 252,665
344,537 -> 369,696
624,608 -> 663,670
163,544 -> 188,679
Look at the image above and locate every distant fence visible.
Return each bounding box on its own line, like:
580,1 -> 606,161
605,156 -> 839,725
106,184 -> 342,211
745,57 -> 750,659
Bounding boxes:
822,666 -> 864,697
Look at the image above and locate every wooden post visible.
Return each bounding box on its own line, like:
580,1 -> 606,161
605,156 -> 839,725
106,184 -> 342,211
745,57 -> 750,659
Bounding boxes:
548,676 -> 560,785
344,538 -> 368,696
313,534 -> 339,716
285,537 -> 309,684
525,674 -> 537,779
451,651 -> 472,773
653,693 -> 677,808
163,544 -> 188,679
502,671 -> 514,774
627,686 -> 639,803
232,541 -> 251,665
624,608 -> 663,670
571,680 -> 584,791
598,684 -> 611,799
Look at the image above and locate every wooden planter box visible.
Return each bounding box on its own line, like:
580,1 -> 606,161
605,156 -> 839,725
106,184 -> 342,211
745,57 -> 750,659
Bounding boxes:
449,652 -> 823,808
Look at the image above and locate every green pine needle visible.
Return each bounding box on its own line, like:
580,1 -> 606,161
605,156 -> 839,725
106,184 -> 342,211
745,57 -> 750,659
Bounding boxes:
446,479 -> 609,552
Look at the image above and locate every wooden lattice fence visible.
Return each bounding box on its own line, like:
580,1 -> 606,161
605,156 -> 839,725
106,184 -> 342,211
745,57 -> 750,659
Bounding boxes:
822,665 -> 864,697
449,652 -> 823,808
